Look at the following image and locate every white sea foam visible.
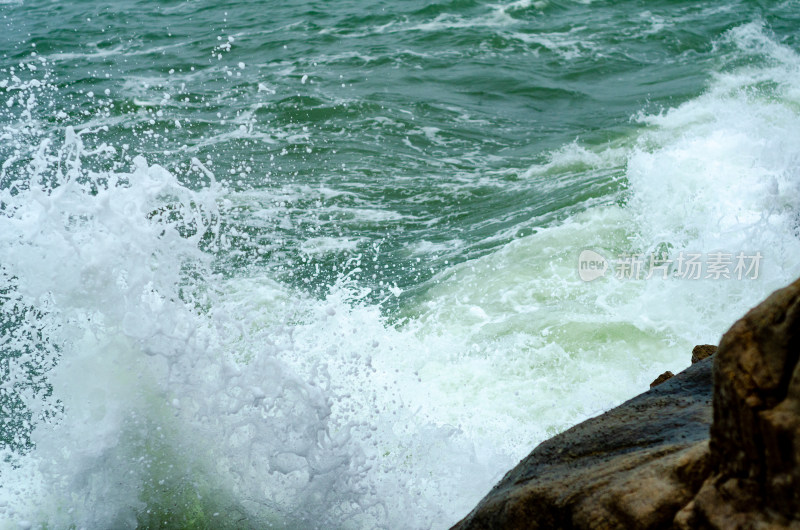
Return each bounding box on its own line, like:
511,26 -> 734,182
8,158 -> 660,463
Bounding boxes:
403,19 -> 800,484
0,73 -> 504,530
299,236 -> 364,255
506,28 -> 597,60
324,0 -> 531,39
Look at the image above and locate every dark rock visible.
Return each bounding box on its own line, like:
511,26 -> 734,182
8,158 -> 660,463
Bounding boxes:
676,277 -> 800,529
452,358 -> 713,529
691,345 -> 717,364
452,277 -> 800,530
650,370 -> 675,388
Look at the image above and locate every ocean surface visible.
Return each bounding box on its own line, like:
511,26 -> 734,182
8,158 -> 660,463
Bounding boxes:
1,0 -> 799,528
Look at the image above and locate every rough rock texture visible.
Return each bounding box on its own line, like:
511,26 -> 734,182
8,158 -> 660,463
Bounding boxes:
453,277 -> 800,530
650,370 -> 675,388
676,277 -> 800,529
692,344 -> 718,364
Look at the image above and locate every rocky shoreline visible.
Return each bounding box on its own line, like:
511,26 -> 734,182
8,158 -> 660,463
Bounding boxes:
453,277 -> 800,529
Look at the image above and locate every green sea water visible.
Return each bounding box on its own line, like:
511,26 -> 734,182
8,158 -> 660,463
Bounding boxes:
1,0 -> 800,528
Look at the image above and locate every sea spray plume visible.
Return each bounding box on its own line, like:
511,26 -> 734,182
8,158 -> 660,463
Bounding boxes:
0,67 -> 226,526
0,271 -> 62,457
0,66 -> 474,529
174,271 -> 457,528
0,130 -> 375,528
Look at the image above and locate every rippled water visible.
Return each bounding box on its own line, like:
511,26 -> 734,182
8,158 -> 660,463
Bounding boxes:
2,0 -> 800,528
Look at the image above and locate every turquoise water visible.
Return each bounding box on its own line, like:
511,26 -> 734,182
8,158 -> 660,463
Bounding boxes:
2,0 -> 800,528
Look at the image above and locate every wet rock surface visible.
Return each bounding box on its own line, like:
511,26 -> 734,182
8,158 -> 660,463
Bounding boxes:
650,370 -> 675,388
691,344 -> 717,364
677,277 -> 800,529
